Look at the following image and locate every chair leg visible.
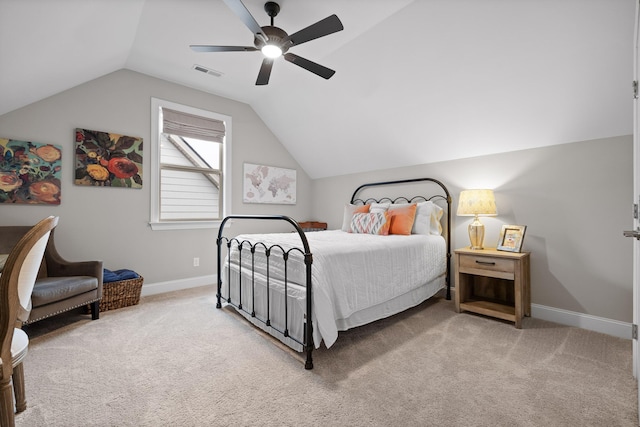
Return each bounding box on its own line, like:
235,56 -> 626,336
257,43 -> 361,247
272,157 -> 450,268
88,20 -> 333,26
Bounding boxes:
0,377 -> 15,427
12,364 -> 25,413
91,301 -> 100,320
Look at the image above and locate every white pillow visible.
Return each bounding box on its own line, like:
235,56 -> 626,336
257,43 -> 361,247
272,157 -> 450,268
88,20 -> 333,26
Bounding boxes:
368,202 -> 391,213
388,203 -> 410,211
412,201 -> 444,235
341,204 -> 369,232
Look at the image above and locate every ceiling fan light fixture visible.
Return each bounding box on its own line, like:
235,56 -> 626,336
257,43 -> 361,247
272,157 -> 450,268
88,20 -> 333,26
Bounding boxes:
261,44 -> 282,58
192,0 -> 344,84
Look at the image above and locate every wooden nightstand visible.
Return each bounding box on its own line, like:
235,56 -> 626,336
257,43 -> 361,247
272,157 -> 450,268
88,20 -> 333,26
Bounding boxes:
454,247 -> 531,328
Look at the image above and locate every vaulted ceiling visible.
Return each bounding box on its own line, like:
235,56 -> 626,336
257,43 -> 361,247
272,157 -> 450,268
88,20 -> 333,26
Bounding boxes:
0,0 -> 634,179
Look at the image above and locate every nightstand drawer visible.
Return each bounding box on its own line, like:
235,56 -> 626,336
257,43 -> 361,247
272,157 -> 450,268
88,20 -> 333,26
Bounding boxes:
459,254 -> 515,280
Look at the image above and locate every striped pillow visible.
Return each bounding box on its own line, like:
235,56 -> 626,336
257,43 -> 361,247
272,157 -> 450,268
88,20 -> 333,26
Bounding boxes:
350,212 -> 390,235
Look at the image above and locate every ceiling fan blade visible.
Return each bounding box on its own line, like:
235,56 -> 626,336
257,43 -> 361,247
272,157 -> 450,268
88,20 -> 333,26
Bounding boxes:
223,0 -> 268,43
283,14 -> 344,47
256,58 -> 274,85
284,53 -> 335,79
190,45 -> 258,52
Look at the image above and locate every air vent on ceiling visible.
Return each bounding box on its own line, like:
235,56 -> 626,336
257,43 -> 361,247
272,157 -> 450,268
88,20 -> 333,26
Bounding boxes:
192,64 -> 223,78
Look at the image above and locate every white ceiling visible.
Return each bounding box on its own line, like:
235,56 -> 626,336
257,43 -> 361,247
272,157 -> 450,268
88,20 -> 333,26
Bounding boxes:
0,0 -> 634,179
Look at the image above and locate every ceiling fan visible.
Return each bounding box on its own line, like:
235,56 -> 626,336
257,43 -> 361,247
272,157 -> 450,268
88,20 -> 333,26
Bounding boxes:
190,0 -> 344,85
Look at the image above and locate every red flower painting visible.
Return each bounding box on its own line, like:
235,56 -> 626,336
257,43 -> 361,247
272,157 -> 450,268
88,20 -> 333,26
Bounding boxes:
74,128 -> 143,188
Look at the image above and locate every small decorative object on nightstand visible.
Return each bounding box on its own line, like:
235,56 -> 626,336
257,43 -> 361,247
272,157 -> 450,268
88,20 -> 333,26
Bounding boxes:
454,247 -> 530,328
298,221 -> 327,232
497,224 -> 527,252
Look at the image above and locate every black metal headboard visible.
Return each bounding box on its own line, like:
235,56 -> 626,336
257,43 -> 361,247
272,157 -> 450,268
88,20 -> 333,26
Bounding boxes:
349,177 -> 452,300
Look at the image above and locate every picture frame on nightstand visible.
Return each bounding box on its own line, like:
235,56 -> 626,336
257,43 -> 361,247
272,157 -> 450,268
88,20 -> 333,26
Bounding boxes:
497,225 -> 527,252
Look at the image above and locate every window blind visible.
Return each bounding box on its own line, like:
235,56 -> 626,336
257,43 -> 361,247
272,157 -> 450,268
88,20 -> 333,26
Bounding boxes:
162,108 -> 226,143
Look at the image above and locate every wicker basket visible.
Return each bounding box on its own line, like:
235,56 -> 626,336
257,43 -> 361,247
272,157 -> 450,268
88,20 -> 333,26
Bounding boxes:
99,276 -> 144,312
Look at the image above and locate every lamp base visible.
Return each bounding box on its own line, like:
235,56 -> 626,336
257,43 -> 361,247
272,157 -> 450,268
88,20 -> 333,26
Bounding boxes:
468,216 -> 485,250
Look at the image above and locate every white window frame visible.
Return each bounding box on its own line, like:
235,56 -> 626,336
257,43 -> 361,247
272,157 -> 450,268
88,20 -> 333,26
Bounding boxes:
150,98 -> 232,230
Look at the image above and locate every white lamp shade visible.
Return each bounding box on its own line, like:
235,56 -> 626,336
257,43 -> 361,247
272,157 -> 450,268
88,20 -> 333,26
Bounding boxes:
457,189 -> 497,216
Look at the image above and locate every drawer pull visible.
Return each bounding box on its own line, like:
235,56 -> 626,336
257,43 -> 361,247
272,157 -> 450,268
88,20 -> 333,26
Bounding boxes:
475,260 -> 496,266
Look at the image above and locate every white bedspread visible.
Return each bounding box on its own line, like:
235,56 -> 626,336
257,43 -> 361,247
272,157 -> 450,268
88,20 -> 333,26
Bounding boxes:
223,230 -> 446,348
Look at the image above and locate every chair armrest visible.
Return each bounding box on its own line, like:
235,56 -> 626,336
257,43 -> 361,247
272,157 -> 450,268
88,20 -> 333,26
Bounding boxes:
43,229 -> 103,290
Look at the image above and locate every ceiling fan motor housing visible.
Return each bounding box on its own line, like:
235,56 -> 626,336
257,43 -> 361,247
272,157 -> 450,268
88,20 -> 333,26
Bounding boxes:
254,26 -> 289,53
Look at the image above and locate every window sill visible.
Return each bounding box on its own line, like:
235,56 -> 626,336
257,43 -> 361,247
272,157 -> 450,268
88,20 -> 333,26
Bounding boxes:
149,220 -> 227,231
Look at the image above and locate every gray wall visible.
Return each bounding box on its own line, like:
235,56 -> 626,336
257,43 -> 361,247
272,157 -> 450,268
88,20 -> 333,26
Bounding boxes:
0,70 -> 312,284
0,69 -> 632,324
311,136 -> 633,322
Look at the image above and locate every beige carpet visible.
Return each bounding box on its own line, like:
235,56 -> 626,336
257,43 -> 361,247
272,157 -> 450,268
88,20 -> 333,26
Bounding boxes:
17,286 -> 637,426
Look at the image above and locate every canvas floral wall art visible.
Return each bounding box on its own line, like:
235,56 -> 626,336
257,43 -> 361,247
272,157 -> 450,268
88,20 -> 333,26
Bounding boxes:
0,138 -> 62,204
75,128 -> 143,188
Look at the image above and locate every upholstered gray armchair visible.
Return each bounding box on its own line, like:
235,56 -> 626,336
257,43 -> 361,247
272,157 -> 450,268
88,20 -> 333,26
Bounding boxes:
0,226 -> 103,325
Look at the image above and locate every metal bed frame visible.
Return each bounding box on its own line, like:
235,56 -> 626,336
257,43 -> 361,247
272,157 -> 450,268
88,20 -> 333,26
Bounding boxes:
216,177 -> 451,369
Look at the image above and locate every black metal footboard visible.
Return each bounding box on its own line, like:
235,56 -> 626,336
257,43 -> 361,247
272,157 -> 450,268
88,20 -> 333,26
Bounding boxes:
216,215 -> 314,369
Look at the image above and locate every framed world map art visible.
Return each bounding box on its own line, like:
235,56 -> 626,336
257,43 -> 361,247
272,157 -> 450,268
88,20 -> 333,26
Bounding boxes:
75,128 -> 143,188
243,163 -> 296,204
0,137 -> 62,205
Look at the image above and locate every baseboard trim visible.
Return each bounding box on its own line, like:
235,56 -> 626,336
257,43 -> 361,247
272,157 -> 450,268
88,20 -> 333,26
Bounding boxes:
531,303 -> 631,340
141,279 -> 632,340
140,275 -> 216,297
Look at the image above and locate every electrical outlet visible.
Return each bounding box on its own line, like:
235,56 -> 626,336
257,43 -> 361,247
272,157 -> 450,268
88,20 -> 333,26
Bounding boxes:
193,257 -> 199,267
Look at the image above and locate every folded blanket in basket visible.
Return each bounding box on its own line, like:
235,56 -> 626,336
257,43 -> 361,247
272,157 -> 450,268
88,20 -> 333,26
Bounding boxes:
103,269 -> 140,283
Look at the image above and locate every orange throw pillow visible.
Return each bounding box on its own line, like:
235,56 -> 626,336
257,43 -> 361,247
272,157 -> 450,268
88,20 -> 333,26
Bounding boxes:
354,205 -> 370,214
388,204 -> 417,235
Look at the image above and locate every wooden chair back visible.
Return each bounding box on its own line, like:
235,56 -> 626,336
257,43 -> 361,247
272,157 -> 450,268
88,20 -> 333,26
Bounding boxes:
0,216 -> 58,426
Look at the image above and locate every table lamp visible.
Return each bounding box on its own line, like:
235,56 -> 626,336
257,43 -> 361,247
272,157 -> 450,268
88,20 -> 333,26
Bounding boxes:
457,189 -> 497,250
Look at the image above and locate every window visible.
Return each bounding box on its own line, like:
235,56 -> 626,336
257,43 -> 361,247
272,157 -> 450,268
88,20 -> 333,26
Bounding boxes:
150,98 -> 232,230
